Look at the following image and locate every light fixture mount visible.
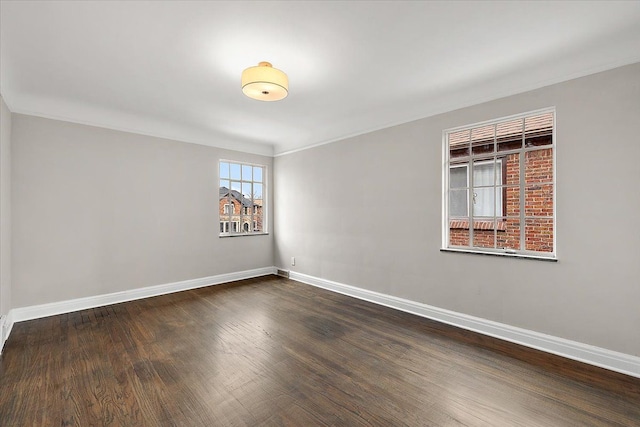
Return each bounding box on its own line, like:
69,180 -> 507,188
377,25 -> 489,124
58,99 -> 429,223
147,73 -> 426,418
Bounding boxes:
241,61 -> 288,101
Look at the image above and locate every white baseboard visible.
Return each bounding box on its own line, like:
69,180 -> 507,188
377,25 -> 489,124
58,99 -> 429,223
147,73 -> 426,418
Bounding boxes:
289,271 -> 640,379
0,311 -> 14,354
0,314 -> 5,352
9,267 -> 277,325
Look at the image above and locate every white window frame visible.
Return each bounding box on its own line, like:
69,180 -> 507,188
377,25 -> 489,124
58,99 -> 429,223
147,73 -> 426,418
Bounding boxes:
219,160 -> 267,237
449,160 -> 503,218
442,107 -> 556,260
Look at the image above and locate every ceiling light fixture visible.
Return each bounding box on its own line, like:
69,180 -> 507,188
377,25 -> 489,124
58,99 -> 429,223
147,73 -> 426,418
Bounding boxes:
241,61 -> 288,101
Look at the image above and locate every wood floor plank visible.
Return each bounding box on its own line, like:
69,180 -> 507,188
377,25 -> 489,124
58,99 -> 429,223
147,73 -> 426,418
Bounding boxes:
1,275 -> 639,426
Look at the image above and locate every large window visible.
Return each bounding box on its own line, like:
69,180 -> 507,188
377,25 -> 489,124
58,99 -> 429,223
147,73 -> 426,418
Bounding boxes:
219,161 -> 266,236
443,109 -> 555,258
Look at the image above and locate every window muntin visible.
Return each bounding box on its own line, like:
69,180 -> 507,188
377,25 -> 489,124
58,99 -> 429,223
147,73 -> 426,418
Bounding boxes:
219,161 -> 266,236
444,109 -> 555,258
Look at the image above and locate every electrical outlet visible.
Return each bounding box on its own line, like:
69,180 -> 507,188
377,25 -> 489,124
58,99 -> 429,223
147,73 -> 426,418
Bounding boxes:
291,257 -> 295,266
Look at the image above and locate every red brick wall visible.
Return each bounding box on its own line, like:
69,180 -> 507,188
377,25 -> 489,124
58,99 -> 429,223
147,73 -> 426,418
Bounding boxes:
449,148 -> 553,252
524,148 -> 553,252
502,153 -> 521,250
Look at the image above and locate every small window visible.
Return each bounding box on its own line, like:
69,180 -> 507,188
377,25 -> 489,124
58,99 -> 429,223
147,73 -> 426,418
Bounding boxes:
219,161 -> 266,236
450,161 -> 503,218
444,109 -> 555,258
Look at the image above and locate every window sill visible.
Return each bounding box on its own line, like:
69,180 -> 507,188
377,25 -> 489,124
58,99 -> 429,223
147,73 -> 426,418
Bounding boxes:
440,248 -> 557,262
219,232 -> 270,238
450,220 -> 506,231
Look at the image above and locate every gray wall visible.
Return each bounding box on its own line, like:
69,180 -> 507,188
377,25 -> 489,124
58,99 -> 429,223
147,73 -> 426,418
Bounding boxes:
274,63 -> 640,356
0,96 -> 11,316
11,115 -> 273,307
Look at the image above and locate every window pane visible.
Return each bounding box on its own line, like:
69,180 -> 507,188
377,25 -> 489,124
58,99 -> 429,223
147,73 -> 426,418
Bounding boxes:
472,187 -> 495,218
501,186 -> 520,217
449,189 -> 468,217
242,164 -> 252,181
496,118 -> 523,152
473,159 -> 497,187
220,162 -> 230,178
254,214 -> 263,232
525,184 -> 553,217
449,219 -> 469,247
230,163 -> 241,180
242,182 -> 252,198
449,130 -> 470,158
450,166 -> 467,189
473,220 -> 496,249
253,166 -> 263,183
525,149 -> 553,184
496,217 -> 520,250
525,113 -> 553,147
254,183 -> 263,199
525,218 -> 553,252
231,180 -> 241,193
219,179 -> 229,190
505,153 -> 520,185
471,125 -> 495,155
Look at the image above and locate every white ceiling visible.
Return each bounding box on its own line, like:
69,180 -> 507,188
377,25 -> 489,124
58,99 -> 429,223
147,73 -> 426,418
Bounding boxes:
1,1 -> 639,156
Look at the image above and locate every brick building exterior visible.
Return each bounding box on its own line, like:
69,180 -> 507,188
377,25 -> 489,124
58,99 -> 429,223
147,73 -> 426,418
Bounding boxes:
219,187 -> 263,233
449,113 -> 553,253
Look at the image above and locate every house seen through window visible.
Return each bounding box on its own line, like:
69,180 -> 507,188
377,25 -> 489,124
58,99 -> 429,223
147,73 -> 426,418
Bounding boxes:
444,109 -> 555,258
219,161 -> 265,235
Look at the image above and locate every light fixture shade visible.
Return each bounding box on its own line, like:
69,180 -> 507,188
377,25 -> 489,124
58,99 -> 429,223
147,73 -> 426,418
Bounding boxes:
241,61 -> 288,101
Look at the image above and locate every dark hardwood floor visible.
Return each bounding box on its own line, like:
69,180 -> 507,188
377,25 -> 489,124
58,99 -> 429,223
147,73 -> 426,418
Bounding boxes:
1,275 -> 638,426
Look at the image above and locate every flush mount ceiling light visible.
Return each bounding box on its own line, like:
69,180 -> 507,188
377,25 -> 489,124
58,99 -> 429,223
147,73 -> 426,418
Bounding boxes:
241,61 -> 288,101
